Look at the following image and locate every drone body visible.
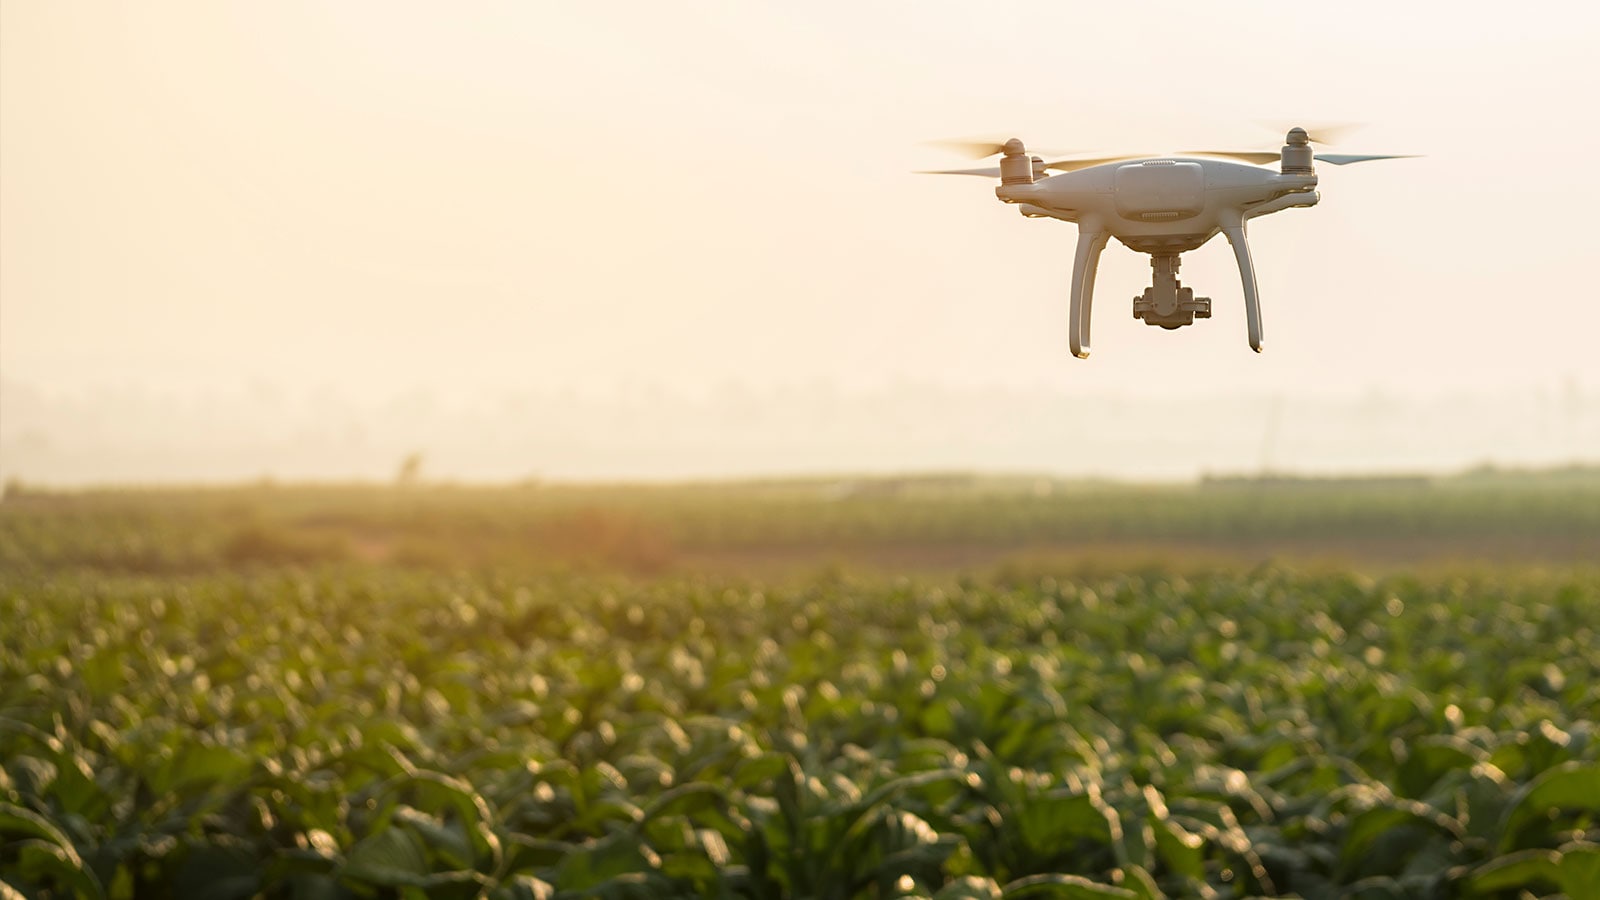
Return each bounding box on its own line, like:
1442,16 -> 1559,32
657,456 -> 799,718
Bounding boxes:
928,128 -> 1409,357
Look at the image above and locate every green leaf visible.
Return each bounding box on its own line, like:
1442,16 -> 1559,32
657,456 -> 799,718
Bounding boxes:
639,782 -> 727,824
1113,866 -> 1165,900
551,871 -> 670,900
871,820 -> 963,891
173,844 -> 261,900
501,834 -> 573,874
45,753 -> 105,819
1462,848 -> 1559,894
392,806 -> 475,870
5,755 -> 57,799
1339,876 -> 1407,899
1396,735 -> 1482,798
999,873 -> 1137,899
169,742 -> 254,793
491,874 -> 556,900
268,847 -> 343,883
279,872 -> 352,900
378,770 -> 502,869
732,752 -> 794,790
934,876 -> 1002,900
413,870 -> 494,900
343,827 -> 429,887
574,797 -> 645,833
1499,760 -> 1600,850
1149,816 -> 1204,880
12,838 -> 106,900
859,769 -> 978,815
1015,789 -> 1117,855
1340,800 -> 1462,867
0,802 -> 77,853
553,830 -> 660,892
1556,842 -> 1600,898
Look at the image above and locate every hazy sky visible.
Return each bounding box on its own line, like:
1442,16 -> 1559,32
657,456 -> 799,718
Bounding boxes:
3,2 -> 1599,481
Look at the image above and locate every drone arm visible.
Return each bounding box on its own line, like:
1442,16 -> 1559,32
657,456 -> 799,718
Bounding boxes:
1243,189 -> 1320,223
1069,228 -> 1109,359
1221,223 -> 1263,353
1019,203 -> 1078,222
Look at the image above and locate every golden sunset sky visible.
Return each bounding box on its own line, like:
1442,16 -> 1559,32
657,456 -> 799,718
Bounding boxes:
3,1 -> 1598,481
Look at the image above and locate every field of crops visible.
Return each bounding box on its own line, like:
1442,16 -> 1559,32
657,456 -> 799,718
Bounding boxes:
4,477 -> 1600,898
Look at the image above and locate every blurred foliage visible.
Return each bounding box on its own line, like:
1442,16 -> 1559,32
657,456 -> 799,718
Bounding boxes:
3,469 -> 1599,576
1,476 -> 1598,896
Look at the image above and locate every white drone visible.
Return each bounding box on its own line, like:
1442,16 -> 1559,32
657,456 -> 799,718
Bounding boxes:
924,128 -> 1412,357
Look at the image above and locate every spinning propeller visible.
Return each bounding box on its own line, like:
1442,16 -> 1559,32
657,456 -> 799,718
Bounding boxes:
1178,123 -> 1415,166
923,136 -> 1075,160
919,124 -> 1414,175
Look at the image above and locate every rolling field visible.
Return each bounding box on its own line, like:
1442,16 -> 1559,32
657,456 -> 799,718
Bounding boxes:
3,473 -> 1600,898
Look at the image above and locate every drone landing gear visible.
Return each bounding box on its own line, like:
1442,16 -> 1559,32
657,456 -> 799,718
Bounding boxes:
1068,230 -> 1109,359
1222,224 -> 1264,353
1133,254 -> 1210,330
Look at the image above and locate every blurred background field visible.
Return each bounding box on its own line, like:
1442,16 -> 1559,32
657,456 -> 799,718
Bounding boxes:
5,466 -> 1598,578
4,473 -> 1600,898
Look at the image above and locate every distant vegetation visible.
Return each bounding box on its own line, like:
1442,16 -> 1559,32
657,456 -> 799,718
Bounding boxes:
3,467 -> 1599,576
2,473 -> 1598,897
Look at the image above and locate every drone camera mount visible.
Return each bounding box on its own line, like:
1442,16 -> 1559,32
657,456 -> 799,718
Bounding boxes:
1133,254 -> 1210,329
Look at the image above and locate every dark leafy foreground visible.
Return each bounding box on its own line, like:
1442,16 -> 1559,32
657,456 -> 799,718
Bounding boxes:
3,568 -> 1600,899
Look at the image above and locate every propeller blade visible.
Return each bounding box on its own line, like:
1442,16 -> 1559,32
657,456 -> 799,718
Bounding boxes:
925,139 -> 1012,159
1314,153 -> 1419,166
914,150 -> 1411,176
915,166 -> 1003,177
924,137 -> 1073,160
916,155 -> 1136,177
1257,121 -> 1363,145
1039,155 -> 1141,172
1177,150 -> 1282,165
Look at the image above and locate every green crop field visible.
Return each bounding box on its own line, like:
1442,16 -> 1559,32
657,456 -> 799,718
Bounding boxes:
4,474 -> 1600,898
